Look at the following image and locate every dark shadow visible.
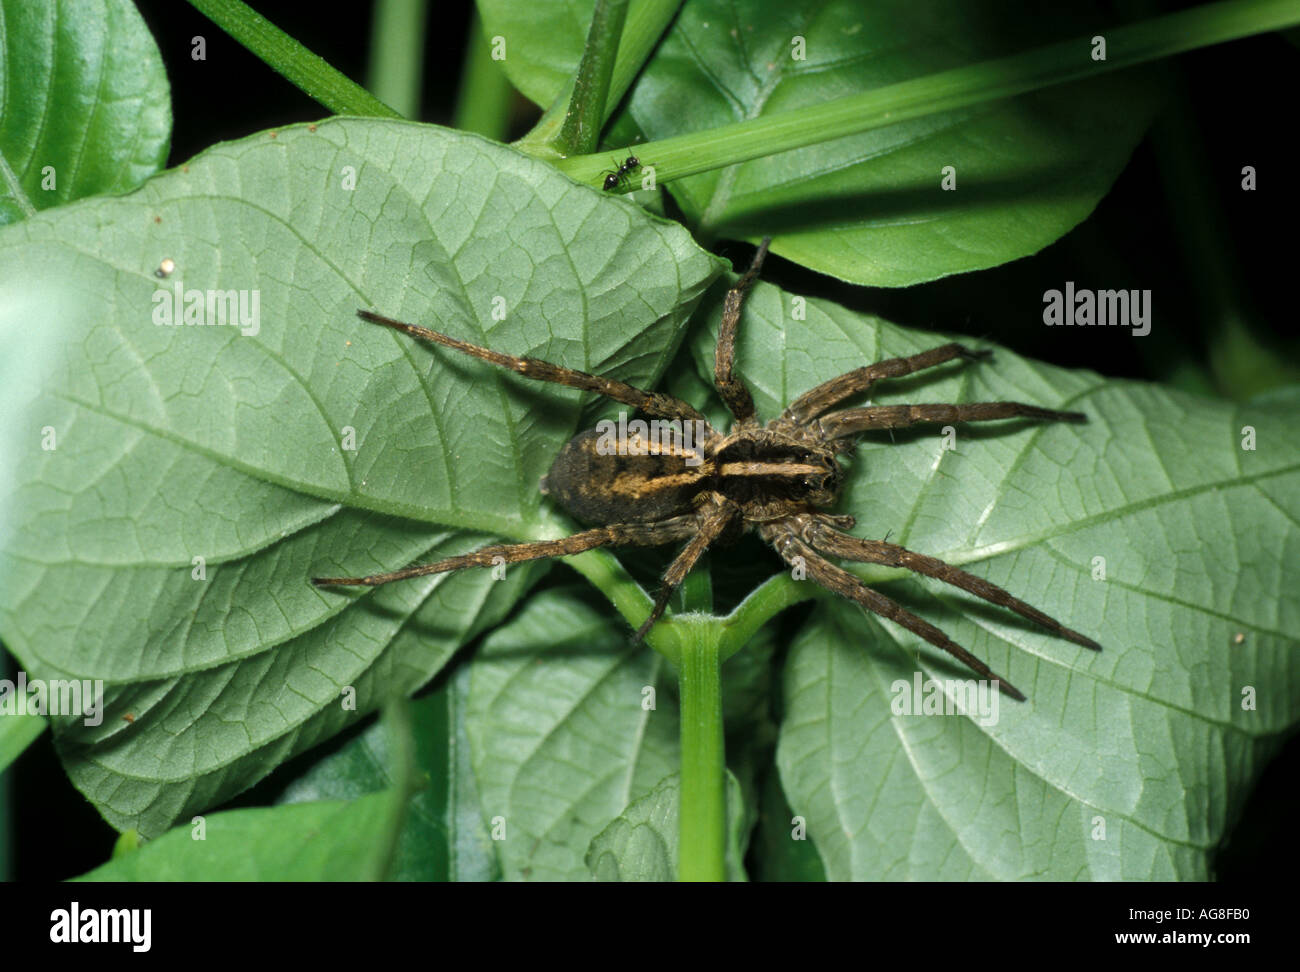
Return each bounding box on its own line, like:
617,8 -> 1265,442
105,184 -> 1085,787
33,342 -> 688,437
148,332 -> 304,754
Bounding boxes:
718,160 -> 1114,242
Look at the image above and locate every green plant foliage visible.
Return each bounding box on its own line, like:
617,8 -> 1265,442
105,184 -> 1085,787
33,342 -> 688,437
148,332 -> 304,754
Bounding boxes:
270,668 -> 499,882
0,0 -> 171,225
684,283 -> 1300,879
4,115 -> 1296,873
586,769 -> 750,881
0,706 -> 45,774
467,585 -> 681,880
2,0 -> 1296,884
0,119 -> 720,836
74,791 -> 405,880
749,770 -> 827,882
481,0 -> 1162,284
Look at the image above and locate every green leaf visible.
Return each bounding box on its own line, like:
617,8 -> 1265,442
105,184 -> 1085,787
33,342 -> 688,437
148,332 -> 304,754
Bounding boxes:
185,0 -> 400,118
467,584 -> 680,880
586,769 -> 750,881
476,0 -> 588,108
0,704 -> 46,774
271,663 -> 499,881
0,118 -> 721,837
691,280 -> 1300,879
0,0 -> 171,224
483,0 -> 1161,285
750,769 -> 826,882
72,791 -> 403,880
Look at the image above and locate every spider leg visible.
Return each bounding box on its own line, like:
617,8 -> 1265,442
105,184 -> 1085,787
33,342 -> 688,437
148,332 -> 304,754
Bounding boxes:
762,523 -> 1026,701
357,310 -> 706,424
633,494 -> 738,642
312,517 -> 698,587
805,517 -> 1101,651
713,237 -> 772,427
815,401 -> 1086,443
783,343 -> 989,425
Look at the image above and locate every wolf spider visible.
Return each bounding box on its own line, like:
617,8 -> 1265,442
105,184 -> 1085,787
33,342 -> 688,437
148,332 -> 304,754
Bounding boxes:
313,239 -> 1100,700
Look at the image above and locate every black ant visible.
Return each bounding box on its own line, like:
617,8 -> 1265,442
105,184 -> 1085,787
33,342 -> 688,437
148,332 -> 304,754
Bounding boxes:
602,155 -> 640,191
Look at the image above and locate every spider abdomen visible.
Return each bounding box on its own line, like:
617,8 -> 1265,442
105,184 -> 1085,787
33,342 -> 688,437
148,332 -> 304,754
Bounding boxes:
541,426 -> 711,525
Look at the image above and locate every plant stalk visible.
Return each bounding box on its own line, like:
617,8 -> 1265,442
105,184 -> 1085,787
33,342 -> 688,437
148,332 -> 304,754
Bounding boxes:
453,10 -> 515,140
557,0 -> 630,155
676,630 -> 725,881
186,0 -> 401,117
553,0 -> 1300,189
518,0 -> 683,154
367,0 -> 428,119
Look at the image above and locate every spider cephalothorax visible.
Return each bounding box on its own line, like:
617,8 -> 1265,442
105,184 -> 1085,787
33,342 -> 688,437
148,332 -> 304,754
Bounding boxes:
313,239 -> 1100,700
538,421 -> 845,526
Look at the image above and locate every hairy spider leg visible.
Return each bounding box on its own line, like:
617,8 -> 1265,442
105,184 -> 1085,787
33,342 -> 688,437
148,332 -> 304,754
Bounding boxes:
713,237 -> 772,427
814,401 -> 1086,446
782,343 -> 992,426
312,518 -> 698,587
763,524 -> 1028,701
805,516 -> 1101,651
356,309 -> 707,423
633,494 -> 739,642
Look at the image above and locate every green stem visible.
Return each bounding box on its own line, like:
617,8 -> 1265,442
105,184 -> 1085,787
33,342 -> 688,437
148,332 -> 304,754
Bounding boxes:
553,0 -> 1300,189
367,0 -> 428,119
453,10 -> 515,140
676,627 -> 725,882
603,0 -> 683,117
186,0 -> 402,117
563,551 -> 730,885
518,0 -> 683,154
558,0 -> 630,155
677,553 -> 713,614
718,573 -> 815,661
565,549 -> 684,664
